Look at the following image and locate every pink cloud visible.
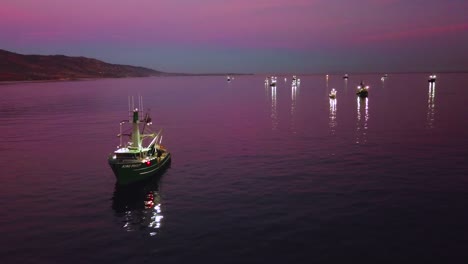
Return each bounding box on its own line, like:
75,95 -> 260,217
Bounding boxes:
2,0 -> 468,55
360,23 -> 468,42
0,2 -> 37,22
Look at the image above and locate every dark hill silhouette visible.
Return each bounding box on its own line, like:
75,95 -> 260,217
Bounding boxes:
0,49 -> 166,81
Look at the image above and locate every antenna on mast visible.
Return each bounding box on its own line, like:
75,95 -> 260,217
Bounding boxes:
119,121 -> 123,147
141,95 -> 144,113
128,96 -> 131,120
139,95 -> 142,119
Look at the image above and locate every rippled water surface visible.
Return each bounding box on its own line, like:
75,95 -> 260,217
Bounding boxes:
1,74 -> 468,263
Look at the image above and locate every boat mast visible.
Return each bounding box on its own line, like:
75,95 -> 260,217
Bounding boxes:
119,121 -> 123,147
131,108 -> 141,150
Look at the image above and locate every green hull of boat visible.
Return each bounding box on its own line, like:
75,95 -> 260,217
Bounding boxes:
357,91 -> 368,98
108,153 -> 171,185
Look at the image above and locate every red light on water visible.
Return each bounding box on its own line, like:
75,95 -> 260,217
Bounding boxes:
146,161 -> 151,166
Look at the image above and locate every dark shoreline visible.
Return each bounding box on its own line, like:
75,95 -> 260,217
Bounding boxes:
0,73 -> 253,85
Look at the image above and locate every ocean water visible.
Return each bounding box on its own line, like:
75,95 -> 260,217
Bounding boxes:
1,74 -> 468,263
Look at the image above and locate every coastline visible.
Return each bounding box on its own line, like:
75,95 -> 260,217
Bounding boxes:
0,73 -> 253,85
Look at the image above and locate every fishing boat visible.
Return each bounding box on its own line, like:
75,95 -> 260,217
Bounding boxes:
381,74 -> 388,81
269,76 -> 277,87
292,75 -> 300,86
108,97 -> 171,185
356,81 -> 369,98
428,74 -> 436,83
343,74 -> 349,79
329,88 -> 337,99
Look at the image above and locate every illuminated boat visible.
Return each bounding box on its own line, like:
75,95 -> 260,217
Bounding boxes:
343,74 -> 349,79
428,74 -> 436,83
329,88 -> 337,99
269,76 -> 277,87
108,97 -> 171,185
227,75 -> 231,82
292,75 -> 300,86
356,81 -> 369,98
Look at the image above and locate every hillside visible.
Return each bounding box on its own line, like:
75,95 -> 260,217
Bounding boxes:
0,49 -> 165,81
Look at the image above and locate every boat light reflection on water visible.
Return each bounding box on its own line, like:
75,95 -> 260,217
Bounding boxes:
427,82 -> 436,129
356,97 -> 369,144
291,81 -> 299,133
112,178 -> 164,236
329,98 -> 337,134
344,78 -> 348,94
270,85 -> 278,130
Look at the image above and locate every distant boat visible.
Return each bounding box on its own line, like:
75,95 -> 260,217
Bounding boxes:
343,74 -> 349,79
108,97 -> 171,185
269,76 -> 277,87
227,76 -> 231,82
381,74 -> 388,81
356,81 -> 369,98
292,75 -> 300,86
329,88 -> 337,99
428,74 -> 436,83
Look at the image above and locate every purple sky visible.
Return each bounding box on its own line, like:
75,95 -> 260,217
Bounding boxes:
1,0 -> 468,73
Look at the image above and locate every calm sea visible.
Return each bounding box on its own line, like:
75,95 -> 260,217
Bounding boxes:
1,74 -> 468,263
